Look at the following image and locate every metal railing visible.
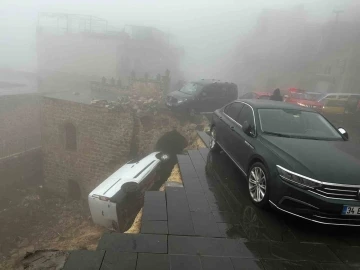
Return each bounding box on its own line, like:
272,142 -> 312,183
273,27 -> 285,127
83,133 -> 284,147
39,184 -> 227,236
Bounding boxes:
0,135 -> 41,159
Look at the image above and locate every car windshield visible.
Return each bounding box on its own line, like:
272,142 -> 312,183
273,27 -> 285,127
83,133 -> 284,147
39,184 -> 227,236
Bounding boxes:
178,82 -> 203,95
258,109 -> 343,140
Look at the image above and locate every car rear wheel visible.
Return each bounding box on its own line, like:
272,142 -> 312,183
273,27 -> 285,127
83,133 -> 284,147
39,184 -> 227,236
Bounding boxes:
209,127 -> 220,152
248,162 -> 269,208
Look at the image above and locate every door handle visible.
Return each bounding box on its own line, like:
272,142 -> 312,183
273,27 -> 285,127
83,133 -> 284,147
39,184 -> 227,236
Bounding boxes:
230,126 -> 235,131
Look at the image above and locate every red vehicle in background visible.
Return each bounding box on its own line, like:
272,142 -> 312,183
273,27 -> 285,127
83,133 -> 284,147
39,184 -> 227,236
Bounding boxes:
284,88 -> 323,111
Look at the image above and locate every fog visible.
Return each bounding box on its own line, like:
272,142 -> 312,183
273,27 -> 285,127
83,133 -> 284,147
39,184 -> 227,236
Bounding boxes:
3,1 -> 360,268
1,0 -> 356,82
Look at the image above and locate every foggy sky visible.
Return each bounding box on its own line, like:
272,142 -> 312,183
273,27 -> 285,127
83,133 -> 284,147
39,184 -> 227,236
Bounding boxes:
0,0 -> 354,80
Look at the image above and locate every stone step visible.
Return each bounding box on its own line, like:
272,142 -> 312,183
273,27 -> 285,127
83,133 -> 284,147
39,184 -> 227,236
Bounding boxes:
97,233 -> 167,254
197,131 -> 211,148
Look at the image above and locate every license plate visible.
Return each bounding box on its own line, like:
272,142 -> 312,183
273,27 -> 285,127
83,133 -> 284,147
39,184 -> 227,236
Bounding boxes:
342,206 -> 360,215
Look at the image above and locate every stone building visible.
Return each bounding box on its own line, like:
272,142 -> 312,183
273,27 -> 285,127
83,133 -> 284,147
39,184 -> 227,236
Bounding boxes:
41,89 -> 199,198
0,94 -> 42,199
36,13 -> 183,93
0,94 -> 41,158
41,95 -> 134,198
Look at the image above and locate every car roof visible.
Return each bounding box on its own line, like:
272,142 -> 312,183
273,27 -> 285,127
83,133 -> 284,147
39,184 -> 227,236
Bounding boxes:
89,152 -> 160,198
235,99 -> 314,111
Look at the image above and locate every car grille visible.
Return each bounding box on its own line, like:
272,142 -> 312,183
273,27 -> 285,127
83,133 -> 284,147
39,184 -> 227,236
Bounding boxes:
166,96 -> 178,104
310,183 -> 360,201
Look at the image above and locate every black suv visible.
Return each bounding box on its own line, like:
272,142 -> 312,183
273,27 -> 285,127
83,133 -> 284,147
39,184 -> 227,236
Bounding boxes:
166,79 -> 238,115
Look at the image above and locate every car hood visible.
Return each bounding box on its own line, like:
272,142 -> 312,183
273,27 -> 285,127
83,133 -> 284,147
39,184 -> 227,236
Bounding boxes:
261,135 -> 360,185
290,99 -> 322,106
167,90 -> 194,100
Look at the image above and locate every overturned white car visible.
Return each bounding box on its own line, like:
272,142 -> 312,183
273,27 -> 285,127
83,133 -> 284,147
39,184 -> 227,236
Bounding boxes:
88,152 -> 169,231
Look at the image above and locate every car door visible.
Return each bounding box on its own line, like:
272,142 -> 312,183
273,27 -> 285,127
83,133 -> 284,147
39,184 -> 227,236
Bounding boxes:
215,84 -> 231,110
223,83 -> 238,104
228,104 -> 256,171
220,102 -> 244,152
196,85 -> 217,113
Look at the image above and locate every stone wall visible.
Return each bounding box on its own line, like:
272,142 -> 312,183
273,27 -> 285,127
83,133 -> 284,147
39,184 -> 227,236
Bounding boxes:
0,148 -> 43,198
0,94 -> 41,157
137,110 -> 201,156
41,97 -> 134,197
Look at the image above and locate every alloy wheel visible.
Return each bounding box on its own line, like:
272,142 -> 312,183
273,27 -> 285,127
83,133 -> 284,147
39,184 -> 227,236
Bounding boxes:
249,167 -> 266,202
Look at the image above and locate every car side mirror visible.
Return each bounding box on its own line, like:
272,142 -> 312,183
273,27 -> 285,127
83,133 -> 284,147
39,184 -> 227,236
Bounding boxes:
242,121 -> 255,137
338,127 -> 349,140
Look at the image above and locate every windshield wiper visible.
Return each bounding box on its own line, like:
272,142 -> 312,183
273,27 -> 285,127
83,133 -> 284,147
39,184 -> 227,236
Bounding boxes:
263,131 -> 292,138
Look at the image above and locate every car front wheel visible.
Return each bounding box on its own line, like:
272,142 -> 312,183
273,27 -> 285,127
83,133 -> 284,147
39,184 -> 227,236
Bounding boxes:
248,162 -> 269,208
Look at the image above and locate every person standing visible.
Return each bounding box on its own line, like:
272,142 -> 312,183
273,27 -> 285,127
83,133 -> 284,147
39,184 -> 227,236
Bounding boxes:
270,88 -> 283,101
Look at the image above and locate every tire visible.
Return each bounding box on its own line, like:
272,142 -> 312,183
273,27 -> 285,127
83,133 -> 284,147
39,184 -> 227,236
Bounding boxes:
247,162 -> 269,208
121,182 -> 139,194
209,126 -> 220,152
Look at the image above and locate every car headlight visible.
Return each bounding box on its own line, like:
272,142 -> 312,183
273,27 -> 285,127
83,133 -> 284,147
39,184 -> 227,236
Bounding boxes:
177,98 -> 187,104
276,165 -> 322,189
297,103 -> 309,107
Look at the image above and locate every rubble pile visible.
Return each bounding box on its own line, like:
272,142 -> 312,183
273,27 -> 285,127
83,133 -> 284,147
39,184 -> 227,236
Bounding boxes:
90,93 -> 163,116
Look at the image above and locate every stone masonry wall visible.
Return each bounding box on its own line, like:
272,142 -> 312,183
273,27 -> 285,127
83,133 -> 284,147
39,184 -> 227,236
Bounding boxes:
137,110 -> 201,156
0,148 -> 43,198
41,97 -> 134,197
0,94 -> 41,157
